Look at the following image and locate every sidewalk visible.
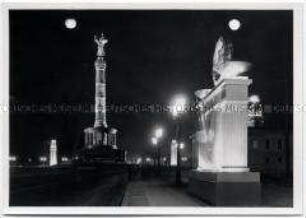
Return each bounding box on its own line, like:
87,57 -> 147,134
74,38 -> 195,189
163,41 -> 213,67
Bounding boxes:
121,177 -> 293,207
121,179 -> 205,206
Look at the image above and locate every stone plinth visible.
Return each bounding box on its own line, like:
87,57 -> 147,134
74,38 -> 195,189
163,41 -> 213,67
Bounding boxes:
197,77 -> 252,172
188,170 -> 261,206
188,77 -> 261,205
84,126 -> 118,149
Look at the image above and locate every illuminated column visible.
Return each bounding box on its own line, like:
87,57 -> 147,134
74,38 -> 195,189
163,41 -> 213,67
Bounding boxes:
170,140 -> 177,166
49,139 -> 58,166
94,34 -> 108,128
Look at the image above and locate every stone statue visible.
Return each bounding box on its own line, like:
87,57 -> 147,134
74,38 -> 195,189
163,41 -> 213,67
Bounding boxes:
212,36 -> 251,86
94,33 -> 108,56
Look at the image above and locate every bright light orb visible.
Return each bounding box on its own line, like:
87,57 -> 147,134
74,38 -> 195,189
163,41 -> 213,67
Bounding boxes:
9,156 -> 16,162
136,157 -> 142,164
249,95 -> 260,103
171,96 -> 187,117
228,19 -> 241,31
152,137 -> 158,145
155,128 -> 163,138
65,18 -> 77,29
180,143 -> 185,149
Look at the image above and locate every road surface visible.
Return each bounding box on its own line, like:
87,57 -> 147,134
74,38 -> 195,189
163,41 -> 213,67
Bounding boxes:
122,179 -> 206,206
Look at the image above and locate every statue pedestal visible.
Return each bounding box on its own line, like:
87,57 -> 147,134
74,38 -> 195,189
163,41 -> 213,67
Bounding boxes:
188,170 -> 261,206
189,78 -> 261,205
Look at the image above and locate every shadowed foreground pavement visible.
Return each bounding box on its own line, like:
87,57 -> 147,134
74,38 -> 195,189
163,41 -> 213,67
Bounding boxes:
122,177 -> 293,207
122,179 -> 206,206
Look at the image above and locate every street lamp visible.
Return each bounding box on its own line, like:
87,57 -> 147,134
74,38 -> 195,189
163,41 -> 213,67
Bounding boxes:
248,95 -> 263,127
136,157 -> 142,165
170,95 -> 187,185
171,96 -> 187,118
151,127 -> 164,169
61,156 -> 69,163
179,142 -> 185,150
155,128 -> 163,138
249,95 -> 260,103
9,155 -> 17,162
151,137 -> 158,146
146,157 -> 151,164
39,156 -> 47,167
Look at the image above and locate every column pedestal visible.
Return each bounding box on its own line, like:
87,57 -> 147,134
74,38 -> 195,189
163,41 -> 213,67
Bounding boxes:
189,78 -> 261,206
188,170 -> 261,206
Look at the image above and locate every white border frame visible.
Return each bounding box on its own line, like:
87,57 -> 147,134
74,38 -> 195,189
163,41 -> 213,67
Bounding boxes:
0,1 -> 304,216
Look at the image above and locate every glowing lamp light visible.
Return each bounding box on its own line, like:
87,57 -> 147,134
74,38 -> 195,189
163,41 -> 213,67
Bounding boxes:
151,137 -> 158,145
136,157 -> 142,164
171,96 -> 187,117
65,18 -> 77,29
179,143 -> 185,150
39,156 -> 47,162
61,157 -> 69,162
181,157 -> 188,162
9,156 -> 16,162
228,18 -> 241,31
110,128 -> 118,134
171,139 -> 178,148
249,95 -> 260,103
146,157 -> 151,162
155,128 -> 163,138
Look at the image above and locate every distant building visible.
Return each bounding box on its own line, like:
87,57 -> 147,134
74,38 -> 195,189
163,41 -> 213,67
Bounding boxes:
248,128 -> 292,180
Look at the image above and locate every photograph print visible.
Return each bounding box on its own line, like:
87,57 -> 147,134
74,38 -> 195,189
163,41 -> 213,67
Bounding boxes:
7,7 -> 296,208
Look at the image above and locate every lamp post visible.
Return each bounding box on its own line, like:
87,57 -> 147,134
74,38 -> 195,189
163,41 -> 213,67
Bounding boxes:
248,95 -> 263,127
170,95 -> 187,185
151,136 -> 158,167
39,156 -> 47,167
151,127 -> 163,169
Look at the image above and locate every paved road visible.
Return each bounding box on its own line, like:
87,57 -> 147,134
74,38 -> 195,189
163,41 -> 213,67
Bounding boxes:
122,178 -> 293,207
10,165 -> 128,206
122,179 -> 206,206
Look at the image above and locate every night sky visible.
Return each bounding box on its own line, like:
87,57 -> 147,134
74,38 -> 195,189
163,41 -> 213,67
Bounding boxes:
9,10 -> 293,159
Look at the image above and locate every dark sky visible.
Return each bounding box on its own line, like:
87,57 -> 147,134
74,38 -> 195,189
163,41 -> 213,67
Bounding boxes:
9,10 -> 293,158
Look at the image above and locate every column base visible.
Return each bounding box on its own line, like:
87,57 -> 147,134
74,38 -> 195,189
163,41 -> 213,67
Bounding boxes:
188,170 -> 261,206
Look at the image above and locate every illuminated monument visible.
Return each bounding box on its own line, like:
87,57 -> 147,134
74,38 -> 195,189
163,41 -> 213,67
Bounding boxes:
80,33 -> 124,163
188,37 -> 261,205
49,139 -> 58,166
83,33 -> 117,149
